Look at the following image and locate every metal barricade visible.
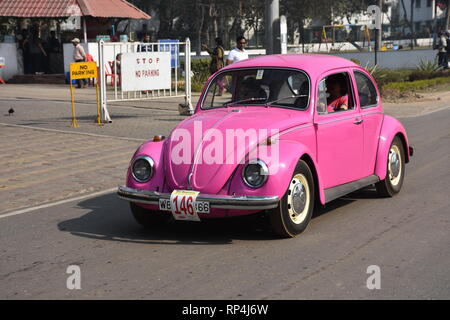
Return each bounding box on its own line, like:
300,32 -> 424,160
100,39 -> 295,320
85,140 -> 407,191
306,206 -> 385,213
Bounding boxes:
98,38 -> 193,122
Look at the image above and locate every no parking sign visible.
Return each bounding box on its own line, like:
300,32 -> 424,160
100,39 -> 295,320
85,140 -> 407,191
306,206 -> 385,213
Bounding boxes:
120,52 -> 171,92
70,61 -> 98,79
69,61 -> 101,128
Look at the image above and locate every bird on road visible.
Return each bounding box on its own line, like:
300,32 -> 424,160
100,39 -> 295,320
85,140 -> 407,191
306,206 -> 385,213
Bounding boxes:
8,107 -> 14,116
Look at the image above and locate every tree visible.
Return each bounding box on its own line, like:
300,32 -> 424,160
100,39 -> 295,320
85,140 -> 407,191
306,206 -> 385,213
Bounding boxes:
130,0 -> 377,49
243,0 -> 265,47
445,0 -> 450,30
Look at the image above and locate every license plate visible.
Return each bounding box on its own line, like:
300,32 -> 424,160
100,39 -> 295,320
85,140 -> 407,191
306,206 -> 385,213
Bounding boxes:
158,190 -> 210,221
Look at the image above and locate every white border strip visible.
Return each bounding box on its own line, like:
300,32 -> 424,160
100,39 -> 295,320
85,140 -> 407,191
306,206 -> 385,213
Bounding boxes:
0,122 -> 145,142
0,97 -> 181,113
0,187 -> 117,219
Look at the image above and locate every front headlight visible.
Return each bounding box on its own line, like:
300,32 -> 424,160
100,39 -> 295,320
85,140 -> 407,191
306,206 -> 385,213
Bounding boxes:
242,160 -> 269,188
131,156 -> 154,182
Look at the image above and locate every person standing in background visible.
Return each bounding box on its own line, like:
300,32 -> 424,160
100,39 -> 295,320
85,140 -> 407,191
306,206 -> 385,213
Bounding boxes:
202,37 -> 225,94
137,34 -> 157,52
46,31 -> 61,74
111,53 -> 121,75
108,29 -> 119,42
27,31 -> 47,74
202,37 -> 225,74
111,53 -> 122,87
436,31 -> 448,69
71,38 -> 87,88
16,30 -> 26,74
226,36 -> 248,65
18,29 -> 31,74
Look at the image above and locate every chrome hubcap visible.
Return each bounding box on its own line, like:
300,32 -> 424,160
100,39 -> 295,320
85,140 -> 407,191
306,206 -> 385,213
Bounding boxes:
388,145 -> 402,186
287,174 -> 310,224
389,151 -> 400,178
292,183 -> 306,213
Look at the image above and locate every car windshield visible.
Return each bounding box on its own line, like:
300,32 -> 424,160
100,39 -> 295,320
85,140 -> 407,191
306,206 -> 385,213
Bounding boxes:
202,68 -> 310,110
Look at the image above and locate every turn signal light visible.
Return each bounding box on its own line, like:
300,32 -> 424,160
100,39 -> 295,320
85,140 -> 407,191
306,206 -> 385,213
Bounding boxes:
153,135 -> 165,142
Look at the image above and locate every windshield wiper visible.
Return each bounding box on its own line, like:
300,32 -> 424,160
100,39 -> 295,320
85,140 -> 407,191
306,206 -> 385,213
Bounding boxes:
222,97 -> 267,107
264,95 -> 308,107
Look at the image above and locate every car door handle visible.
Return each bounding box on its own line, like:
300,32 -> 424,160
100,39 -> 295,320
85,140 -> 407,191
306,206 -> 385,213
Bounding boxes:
353,119 -> 364,125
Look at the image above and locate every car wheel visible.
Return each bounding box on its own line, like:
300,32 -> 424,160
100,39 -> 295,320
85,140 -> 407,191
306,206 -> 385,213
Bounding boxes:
130,202 -> 171,228
270,160 -> 315,238
376,136 -> 405,197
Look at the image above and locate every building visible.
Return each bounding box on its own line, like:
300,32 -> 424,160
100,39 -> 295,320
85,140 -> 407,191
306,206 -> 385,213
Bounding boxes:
0,0 -> 150,81
397,0 -> 446,37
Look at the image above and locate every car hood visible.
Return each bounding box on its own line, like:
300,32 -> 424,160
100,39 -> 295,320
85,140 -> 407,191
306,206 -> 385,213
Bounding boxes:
163,106 -> 309,193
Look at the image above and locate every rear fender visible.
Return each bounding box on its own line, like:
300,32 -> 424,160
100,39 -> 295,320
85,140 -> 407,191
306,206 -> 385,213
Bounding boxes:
375,115 -> 410,180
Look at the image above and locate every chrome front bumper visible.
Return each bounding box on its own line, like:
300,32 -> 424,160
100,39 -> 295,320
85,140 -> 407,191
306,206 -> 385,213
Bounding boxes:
117,186 -> 279,211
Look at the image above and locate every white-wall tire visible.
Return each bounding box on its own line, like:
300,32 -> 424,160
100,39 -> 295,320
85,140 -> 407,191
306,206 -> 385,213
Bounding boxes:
376,136 -> 405,197
270,160 -> 315,238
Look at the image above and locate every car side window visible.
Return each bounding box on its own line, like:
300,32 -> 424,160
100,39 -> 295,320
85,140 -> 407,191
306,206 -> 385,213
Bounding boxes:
317,80 -> 328,114
354,71 -> 379,108
317,72 -> 354,115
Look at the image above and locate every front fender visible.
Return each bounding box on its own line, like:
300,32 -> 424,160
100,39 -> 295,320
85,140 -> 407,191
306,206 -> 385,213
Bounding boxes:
375,115 -> 411,180
228,139 -> 325,204
126,140 -> 166,191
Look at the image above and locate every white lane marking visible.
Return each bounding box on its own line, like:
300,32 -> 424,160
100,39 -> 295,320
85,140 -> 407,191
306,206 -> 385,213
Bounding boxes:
0,187 -> 117,219
0,122 -> 145,142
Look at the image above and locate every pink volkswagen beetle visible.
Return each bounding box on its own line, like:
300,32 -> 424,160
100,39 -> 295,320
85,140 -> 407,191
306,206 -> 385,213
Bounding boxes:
118,54 -> 413,238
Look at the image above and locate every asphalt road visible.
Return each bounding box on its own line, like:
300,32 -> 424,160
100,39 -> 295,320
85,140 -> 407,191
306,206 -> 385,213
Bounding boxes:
0,105 -> 449,299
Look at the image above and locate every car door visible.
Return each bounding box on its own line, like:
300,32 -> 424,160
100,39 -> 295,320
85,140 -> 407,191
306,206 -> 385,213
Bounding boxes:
314,69 -> 364,189
352,69 -> 384,177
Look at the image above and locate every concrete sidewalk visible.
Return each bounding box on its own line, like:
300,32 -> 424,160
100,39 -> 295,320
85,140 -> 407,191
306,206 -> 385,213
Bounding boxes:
0,84 -> 196,213
0,84 -> 198,140
0,124 -> 141,214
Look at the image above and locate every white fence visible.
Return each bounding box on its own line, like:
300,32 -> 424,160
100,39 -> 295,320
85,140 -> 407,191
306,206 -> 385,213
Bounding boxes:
287,37 -> 435,54
329,49 -> 437,69
98,38 -> 192,122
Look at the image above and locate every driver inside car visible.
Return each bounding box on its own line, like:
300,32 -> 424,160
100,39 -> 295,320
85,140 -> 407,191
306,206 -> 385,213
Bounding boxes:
237,76 -> 268,103
326,74 -> 349,113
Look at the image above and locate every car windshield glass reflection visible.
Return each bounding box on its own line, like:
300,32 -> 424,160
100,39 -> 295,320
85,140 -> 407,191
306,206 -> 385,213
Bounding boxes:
202,69 -> 309,110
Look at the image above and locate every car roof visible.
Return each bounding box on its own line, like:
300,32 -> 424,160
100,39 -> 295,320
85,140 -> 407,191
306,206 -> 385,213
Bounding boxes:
222,54 -> 359,78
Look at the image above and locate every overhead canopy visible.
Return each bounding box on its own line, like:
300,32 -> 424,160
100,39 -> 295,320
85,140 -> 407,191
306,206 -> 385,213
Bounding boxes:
0,0 -> 151,19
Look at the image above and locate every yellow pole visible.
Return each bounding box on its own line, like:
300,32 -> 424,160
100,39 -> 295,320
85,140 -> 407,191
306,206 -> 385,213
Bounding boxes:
365,25 -> 371,49
70,82 -> 79,128
322,26 -> 328,51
